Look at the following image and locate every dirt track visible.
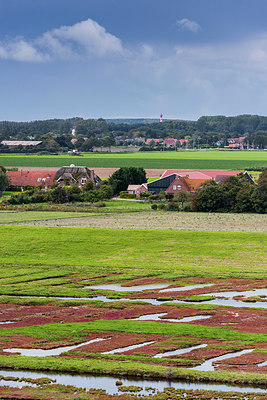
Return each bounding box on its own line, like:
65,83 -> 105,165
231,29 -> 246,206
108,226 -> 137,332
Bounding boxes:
13,167 -> 164,178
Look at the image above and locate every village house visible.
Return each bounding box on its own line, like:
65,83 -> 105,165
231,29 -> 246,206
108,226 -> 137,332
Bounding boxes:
127,183 -> 147,197
163,138 -> 177,147
54,166 -> 100,187
227,137 -> 246,149
7,165 -> 100,190
7,170 -> 56,190
146,138 -> 162,145
134,169 -> 254,195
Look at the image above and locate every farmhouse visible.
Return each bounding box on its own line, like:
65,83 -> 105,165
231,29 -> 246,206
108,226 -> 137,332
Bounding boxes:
7,165 -> 100,190
127,183 -> 147,197
54,166 -> 100,187
145,169 -> 254,194
7,170 -> 56,190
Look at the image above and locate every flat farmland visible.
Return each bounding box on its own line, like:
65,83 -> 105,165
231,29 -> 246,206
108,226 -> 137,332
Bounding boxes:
11,210 -> 267,232
0,227 -> 266,279
1,149 -> 267,169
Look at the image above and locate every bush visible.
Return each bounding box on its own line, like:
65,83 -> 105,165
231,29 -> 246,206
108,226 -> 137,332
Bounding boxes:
165,193 -> 174,200
183,203 -> 192,212
151,204 -> 158,210
30,192 -> 46,203
166,201 -> 180,211
140,192 -> 152,199
84,190 -> 101,203
8,193 -> 31,205
149,194 -> 164,201
119,191 -> 136,199
50,186 -> 68,203
158,203 -> 166,210
65,185 -> 83,202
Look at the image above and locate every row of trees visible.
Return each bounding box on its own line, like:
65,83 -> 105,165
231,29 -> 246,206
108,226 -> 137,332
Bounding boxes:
1,114 -> 267,153
192,171 -> 267,213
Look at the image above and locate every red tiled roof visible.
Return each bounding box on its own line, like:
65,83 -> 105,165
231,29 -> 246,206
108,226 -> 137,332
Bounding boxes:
7,170 -> 56,187
161,169 -> 244,180
146,138 -> 161,144
179,139 -> 189,145
163,138 -> 177,145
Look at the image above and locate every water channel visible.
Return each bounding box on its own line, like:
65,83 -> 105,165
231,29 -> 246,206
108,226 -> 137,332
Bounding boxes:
18,290 -> 267,309
154,343 -> 208,358
131,313 -> 212,323
0,369 -> 266,395
3,338 -> 108,357
190,349 -> 255,372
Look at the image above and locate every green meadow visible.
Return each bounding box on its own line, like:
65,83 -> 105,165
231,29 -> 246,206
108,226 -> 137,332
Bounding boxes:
0,227 -> 266,289
1,320 -> 265,343
1,150 -> 266,169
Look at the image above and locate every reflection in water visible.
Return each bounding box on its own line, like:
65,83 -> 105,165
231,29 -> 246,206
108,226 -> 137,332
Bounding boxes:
0,368 -> 265,394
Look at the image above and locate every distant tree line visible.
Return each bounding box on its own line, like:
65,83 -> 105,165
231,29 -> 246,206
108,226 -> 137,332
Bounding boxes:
0,114 -> 267,153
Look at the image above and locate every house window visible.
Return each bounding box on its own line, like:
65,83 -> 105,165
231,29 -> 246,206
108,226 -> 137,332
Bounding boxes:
132,190 -> 135,194
37,178 -> 41,182
177,185 -> 182,190
81,178 -> 87,185
173,185 -> 176,190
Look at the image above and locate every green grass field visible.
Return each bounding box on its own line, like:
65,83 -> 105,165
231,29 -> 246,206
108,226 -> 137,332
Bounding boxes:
1,150 -> 266,169
0,227 -> 266,283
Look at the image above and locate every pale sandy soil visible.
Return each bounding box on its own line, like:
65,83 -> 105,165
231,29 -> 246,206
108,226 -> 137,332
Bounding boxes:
13,167 -> 164,178
14,211 -> 267,232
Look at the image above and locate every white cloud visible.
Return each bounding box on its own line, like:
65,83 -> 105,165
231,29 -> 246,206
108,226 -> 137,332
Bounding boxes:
176,18 -> 201,33
0,18 -> 123,62
0,38 -> 49,62
48,19 -> 123,57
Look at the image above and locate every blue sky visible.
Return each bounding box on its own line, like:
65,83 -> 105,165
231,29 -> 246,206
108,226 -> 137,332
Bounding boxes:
1,0 -> 267,121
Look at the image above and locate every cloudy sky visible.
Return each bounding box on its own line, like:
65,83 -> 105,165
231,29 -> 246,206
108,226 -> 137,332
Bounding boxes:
1,0 -> 267,121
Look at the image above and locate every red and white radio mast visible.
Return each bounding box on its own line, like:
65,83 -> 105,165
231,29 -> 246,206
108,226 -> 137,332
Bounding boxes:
160,113 -> 163,122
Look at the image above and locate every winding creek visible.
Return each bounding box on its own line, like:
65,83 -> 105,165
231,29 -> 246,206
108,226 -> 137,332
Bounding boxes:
0,369 -> 266,394
18,290 -> 267,309
190,349 -> 255,372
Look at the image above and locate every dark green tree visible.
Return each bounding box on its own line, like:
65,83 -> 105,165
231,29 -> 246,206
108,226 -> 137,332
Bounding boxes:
193,184 -> 226,212
0,170 -> 9,195
251,169 -> 267,213
109,167 -> 147,195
